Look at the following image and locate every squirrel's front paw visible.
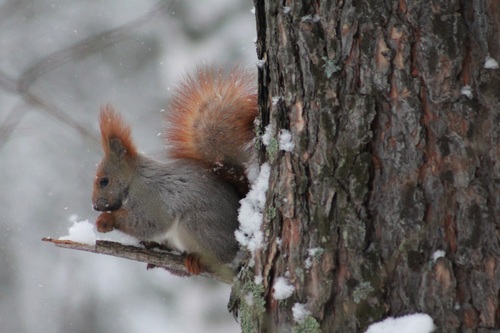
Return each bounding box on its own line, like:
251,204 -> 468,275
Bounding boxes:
96,212 -> 115,233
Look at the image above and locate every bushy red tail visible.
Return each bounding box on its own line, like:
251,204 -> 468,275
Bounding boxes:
164,66 -> 257,169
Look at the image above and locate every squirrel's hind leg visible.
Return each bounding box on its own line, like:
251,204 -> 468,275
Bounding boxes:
184,253 -> 203,275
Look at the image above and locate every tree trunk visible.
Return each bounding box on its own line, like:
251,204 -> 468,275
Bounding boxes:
230,0 -> 499,332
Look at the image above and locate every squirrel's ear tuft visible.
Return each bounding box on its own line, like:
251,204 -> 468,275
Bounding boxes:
99,105 -> 137,158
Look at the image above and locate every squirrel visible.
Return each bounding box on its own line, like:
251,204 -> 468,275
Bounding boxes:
91,67 -> 258,278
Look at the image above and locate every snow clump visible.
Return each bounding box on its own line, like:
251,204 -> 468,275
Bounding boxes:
235,163 -> 271,255
272,277 -> 295,300
364,313 -> 435,333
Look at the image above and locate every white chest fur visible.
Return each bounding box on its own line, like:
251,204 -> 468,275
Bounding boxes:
153,217 -> 187,252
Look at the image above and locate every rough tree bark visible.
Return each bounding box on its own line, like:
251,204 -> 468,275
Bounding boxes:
230,0 -> 499,332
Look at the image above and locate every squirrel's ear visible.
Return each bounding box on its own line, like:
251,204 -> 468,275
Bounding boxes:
108,137 -> 129,158
99,105 -> 137,159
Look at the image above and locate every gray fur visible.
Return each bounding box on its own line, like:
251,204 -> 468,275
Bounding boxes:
95,155 -> 240,264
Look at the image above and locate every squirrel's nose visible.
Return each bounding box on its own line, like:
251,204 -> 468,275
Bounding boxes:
92,198 -> 121,212
92,198 -> 107,211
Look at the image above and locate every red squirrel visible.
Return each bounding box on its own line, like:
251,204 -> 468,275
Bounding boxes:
92,67 -> 257,276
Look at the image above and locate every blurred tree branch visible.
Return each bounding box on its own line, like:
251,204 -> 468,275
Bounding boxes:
42,237 -> 233,284
17,2 -> 170,91
0,1 -> 173,148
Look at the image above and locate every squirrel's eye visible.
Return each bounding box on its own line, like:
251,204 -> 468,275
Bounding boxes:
99,177 -> 109,189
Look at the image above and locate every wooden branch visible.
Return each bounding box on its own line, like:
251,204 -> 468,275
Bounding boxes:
42,238 -> 233,284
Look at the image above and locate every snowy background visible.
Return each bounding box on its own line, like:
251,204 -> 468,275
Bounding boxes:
0,1 -> 256,332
